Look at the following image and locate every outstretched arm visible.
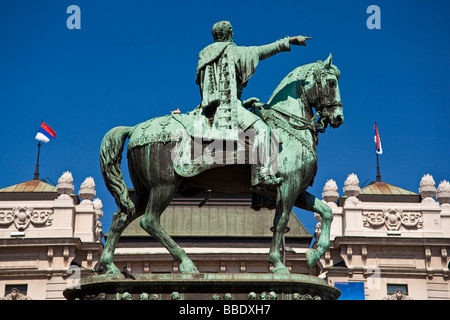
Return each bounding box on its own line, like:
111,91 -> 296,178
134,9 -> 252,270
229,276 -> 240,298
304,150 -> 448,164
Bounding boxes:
257,35 -> 312,60
233,35 -> 312,86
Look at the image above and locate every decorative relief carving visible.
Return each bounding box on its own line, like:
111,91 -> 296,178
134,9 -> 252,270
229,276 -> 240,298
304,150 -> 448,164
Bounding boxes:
121,292 -> 132,300
0,288 -> 32,300
361,245 -> 368,262
324,250 -> 331,266
362,212 -> 385,228
0,210 -> 14,227
293,293 -> 322,300
170,291 -> 181,300
78,291 -> 326,300
383,289 -> 413,300
362,209 -> 422,231
0,207 -> 53,231
441,247 -> 449,276
340,246 -> 353,275
28,209 -> 54,227
260,291 -> 277,300
93,198 -> 104,243
425,247 -> 433,276
314,212 -> 322,240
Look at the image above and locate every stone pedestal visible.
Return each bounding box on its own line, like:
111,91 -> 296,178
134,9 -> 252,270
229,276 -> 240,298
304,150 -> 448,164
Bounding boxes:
63,273 -> 340,300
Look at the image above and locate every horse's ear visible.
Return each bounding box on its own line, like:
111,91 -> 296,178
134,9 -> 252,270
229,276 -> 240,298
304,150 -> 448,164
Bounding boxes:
323,53 -> 333,69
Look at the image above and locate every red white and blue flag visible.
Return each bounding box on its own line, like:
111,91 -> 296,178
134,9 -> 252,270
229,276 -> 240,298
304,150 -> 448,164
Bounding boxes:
374,122 -> 382,155
35,122 -> 56,143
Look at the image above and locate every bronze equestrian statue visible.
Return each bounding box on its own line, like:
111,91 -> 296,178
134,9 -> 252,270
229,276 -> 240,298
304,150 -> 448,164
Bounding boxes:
98,21 -> 344,274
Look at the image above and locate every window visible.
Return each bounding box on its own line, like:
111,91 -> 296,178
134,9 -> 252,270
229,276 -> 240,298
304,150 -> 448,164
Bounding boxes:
387,284 -> 408,295
5,284 -> 28,296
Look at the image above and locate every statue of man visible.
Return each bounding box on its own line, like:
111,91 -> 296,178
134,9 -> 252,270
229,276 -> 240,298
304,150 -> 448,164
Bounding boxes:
196,21 -> 311,191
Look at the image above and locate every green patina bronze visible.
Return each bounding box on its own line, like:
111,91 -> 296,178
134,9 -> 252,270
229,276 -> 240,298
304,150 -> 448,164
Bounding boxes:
98,21 -> 343,275
64,273 -> 341,300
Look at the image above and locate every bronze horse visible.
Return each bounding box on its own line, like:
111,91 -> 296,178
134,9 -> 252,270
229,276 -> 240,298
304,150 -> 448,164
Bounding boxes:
99,54 -> 343,274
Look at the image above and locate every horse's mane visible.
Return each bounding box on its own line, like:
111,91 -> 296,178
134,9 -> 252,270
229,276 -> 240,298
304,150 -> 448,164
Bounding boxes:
267,60 -> 340,105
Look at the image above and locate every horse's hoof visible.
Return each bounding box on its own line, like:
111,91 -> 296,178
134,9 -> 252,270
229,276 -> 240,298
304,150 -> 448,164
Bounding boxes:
179,260 -> 199,273
103,264 -> 121,275
272,265 -> 290,274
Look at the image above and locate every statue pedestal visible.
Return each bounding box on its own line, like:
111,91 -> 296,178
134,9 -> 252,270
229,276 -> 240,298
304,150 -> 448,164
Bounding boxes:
63,273 -> 340,300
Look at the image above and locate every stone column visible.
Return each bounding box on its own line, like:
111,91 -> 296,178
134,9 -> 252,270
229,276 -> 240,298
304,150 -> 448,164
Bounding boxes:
437,180 -> 450,236
343,173 -> 360,205
78,177 -> 96,205
419,174 -> 441,237
322,179 -> 339,205
322,179 -> 342,240
437,180 -> 450,210
342,173 -> 363,236
52,171 -> 76,237
56,171 -> 74,200
419,174 -> 437,203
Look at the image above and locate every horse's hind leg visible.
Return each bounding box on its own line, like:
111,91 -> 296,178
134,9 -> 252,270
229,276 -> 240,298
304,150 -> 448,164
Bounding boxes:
140,185 -> 199,273
99,168 -> 149,274
268,185 -> 298,274
100,210 -> 137,274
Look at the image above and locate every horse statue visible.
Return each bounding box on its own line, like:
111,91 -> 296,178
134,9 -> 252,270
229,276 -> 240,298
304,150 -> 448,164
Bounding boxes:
98,53 -> 343,274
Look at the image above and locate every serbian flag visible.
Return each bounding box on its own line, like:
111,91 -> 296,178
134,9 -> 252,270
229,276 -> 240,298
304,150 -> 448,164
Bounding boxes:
35,122 -> 56,143
374,122 -> 382,155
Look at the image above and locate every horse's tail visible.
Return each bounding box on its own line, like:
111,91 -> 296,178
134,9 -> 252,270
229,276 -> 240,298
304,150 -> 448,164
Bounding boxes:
99,126 -> 135,216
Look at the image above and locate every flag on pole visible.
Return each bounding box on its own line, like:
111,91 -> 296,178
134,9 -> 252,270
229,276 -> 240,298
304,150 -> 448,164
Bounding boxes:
35,122 -> 56,143
374,122 -> 382,155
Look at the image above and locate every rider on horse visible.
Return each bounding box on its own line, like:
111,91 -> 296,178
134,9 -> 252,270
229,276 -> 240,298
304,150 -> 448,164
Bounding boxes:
196,21 -> 311,192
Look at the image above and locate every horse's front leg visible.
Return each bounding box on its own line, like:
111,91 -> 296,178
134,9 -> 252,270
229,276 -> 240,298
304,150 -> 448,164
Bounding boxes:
268,186 -> 298,274
295,191 -> 333,268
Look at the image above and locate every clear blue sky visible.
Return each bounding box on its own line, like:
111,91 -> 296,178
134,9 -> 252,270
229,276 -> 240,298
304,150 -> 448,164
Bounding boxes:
1,0 -> 449,238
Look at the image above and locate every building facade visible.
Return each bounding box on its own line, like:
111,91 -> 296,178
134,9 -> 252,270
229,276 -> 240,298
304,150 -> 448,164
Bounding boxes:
1,169 -> 449,300
315,173 -> 450,300
0,172 -> 103,300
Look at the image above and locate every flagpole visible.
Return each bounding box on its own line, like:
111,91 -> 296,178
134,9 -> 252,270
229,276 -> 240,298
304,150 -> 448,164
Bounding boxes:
34,142 -> 41,180
374,122 -> 382,182
34,119 -> 44,180
376,152 -> 381,182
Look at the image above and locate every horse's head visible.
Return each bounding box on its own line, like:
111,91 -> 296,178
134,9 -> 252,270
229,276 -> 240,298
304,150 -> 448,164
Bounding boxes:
303,54 -> 343,129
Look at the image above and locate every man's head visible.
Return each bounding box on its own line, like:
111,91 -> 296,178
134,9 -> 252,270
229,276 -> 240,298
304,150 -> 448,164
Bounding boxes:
212,21 -> 233,42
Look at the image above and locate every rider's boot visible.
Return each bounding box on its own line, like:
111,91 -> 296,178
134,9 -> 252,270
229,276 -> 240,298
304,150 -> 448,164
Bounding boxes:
250,120 -> 283,193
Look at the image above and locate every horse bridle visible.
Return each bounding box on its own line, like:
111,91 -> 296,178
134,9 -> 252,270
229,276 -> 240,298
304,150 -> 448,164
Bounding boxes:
297,63 -> 341,133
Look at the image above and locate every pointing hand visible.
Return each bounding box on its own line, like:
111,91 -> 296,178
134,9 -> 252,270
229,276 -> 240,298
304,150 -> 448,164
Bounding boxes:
289,35 -> 312,46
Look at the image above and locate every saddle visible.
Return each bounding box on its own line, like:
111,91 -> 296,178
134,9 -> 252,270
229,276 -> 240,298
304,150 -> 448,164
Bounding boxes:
170,106 -> 253,178
171,106 -> 277,211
